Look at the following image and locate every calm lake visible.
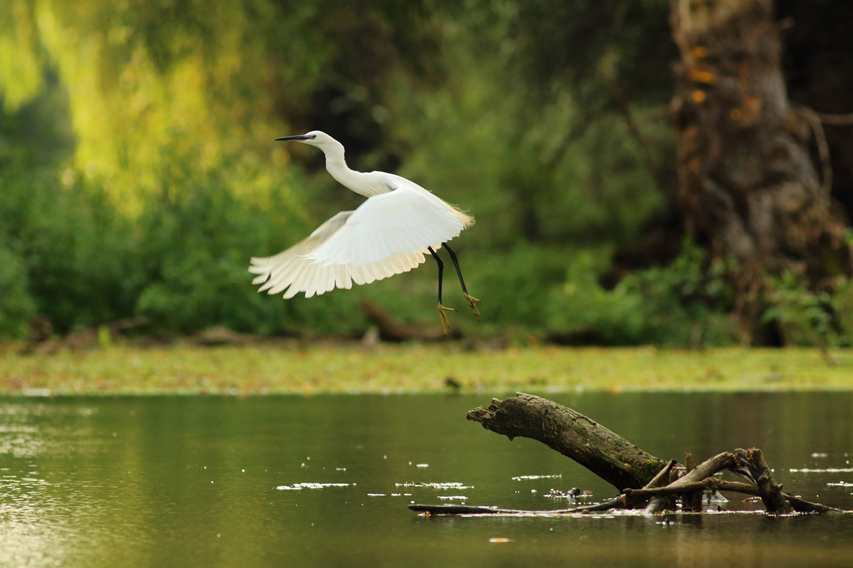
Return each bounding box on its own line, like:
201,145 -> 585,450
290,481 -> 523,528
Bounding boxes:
1,392 -> 852,567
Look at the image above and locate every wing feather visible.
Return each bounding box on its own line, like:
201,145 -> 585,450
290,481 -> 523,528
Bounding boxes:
249,181 -> 463,298
308,185 -> 464,268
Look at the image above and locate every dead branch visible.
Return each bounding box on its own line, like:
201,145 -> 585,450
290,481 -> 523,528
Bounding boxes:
411,395 -> 845,517
642,459 -> 678,514
735,448 -> 793,514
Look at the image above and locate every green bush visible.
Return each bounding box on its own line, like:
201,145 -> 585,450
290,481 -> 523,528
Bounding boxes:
547,251 -> 646,344
763,270 -> 850,348
0,243 -> 36,338
130,165 -> 380,337
547,240 -> 739,346
0,158 -> 137,334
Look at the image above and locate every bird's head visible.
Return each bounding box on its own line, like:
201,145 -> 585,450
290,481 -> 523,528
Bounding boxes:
275,130 -> 341,153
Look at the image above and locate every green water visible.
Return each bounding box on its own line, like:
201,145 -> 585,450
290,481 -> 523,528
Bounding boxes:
1,393 -> 852,567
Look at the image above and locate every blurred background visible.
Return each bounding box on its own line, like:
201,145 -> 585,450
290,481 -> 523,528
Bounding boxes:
1,0 -> 852,347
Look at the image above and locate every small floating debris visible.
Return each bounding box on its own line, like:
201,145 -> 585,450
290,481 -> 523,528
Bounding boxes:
437,495 -> 468,500
367,493 -> 386,497
511,474 -> 562,481
395,482 -> 473,489
545,487 -> 586,500
416,464 -> 429,468
489,538 -> 512,543
811,453 -> 829,458
826,481 -> 853,487
789,467 -> 853,473
276,483 -> 351,490
336,468 -> 347,471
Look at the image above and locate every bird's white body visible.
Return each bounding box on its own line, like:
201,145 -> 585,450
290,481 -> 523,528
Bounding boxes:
249,131 -> 474,299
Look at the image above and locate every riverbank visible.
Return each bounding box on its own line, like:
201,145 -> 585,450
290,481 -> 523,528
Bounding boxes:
2,344 -> 851,395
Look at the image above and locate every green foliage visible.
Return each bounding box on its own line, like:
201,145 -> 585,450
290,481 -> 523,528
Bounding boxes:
1,0 -> 852,346
387,11 -> 672,256
0,153 -> 136,335
466,243 -> 569,328
763,270 -> 848,348
618,241 -> 738,346
547,240 -> 738,346
463,0 -> 675,108
0,243 -> 36,338
547,251 -> 646,344
830,279 -> 853,347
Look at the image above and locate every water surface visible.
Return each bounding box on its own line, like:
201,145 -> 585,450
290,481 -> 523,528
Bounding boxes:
1,393 -> 851,567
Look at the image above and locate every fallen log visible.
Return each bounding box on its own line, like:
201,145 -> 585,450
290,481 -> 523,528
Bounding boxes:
466,393 -> 667,490
411,393 -> 844,517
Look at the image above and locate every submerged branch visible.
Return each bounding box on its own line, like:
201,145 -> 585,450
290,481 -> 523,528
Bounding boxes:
412,395 -> 845,518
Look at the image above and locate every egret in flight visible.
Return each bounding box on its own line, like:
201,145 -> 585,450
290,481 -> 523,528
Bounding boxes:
249,131 -> 480,334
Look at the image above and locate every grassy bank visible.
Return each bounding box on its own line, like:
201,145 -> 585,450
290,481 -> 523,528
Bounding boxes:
1,344 -> 851,395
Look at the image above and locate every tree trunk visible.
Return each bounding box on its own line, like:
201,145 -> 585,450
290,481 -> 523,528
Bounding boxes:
670,0 -> 850,339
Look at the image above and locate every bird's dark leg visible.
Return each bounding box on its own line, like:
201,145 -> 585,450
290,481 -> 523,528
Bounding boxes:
429,246 -> 456,335
442,243 -> 481,321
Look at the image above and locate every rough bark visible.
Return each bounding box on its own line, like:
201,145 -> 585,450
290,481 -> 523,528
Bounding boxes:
670,0 -> 850,338
466,393 -> 667,490
641,459 -> 678,514
735,447 -> 794,514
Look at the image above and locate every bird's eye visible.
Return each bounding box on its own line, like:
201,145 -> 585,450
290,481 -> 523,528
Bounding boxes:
308,135 -> 317,139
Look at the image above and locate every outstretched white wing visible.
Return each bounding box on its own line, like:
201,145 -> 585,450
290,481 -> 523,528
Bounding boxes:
309,183 -> 464,268
248,184 -> 465,299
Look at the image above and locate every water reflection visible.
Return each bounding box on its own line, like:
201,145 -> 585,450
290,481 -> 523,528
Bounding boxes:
0,393 -> 851,567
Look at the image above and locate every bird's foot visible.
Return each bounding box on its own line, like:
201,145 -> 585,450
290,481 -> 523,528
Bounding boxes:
463,293 -> 481,321
437,303 -> 457,336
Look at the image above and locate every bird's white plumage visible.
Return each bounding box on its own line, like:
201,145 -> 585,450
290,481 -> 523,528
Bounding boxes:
249,130 -> 473,299
309,182 -> 463,268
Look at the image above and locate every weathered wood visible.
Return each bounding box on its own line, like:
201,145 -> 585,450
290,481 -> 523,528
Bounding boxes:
672,452 -> 736,486
680,452 -> 703,512
646,452 -> 735,513
710,479 -> 838,513
409,504 -> 519,515
409,499 -> 624,516
466,393 -> 667,490
627,477 -> 839,514
643,459 -> 677,514
409,483 -> 840,517
735,448 -> 793,514
403,396 -> 848,518
645,459 -> 677,489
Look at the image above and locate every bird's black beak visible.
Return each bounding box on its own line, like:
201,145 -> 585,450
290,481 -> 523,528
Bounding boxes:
275,135 -> 311,141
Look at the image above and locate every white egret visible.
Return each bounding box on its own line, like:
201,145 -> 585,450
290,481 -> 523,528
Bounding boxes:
249,131 -> 480,334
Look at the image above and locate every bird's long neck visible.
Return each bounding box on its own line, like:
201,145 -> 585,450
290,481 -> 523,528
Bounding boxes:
322,142 -> 370,197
